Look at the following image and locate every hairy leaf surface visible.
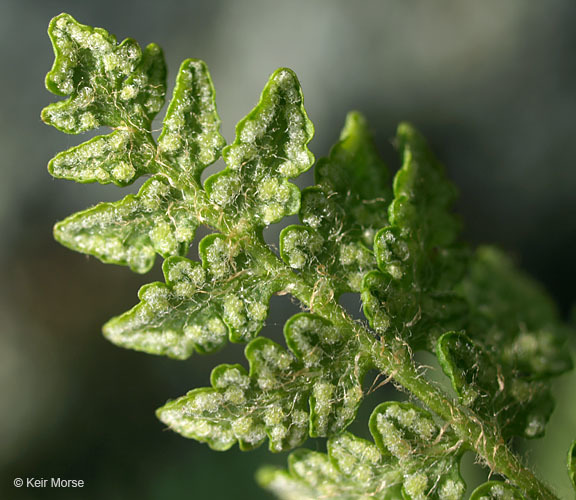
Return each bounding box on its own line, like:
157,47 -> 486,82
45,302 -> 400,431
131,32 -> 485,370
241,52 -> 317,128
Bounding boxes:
44,15 -> 225,275
157,59 -> 226,185
362,124 -> 467,350
469,481 -> 525,500
54,176 -> 196,273
280,112 -> 391,295
156,314 -> 369,450
43,15 -> 575,500
43,13 -> 166,133
43,12 -> 166,189
48,129 -> 156,186
205,68 -> 314,228
104,235 -> 284,358
260,402 -> 465,500
437,331 -> 553,439
437,247 -> 572,438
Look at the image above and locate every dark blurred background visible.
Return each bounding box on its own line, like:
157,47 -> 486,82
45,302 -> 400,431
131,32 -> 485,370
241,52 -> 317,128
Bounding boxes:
1,0 -> 576,498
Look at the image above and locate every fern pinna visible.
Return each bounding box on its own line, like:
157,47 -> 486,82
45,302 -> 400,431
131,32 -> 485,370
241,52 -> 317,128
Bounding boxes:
42,13 -> 575,499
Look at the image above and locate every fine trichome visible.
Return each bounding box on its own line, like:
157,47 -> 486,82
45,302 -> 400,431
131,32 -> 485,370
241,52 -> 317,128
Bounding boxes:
42,13 -> 575,500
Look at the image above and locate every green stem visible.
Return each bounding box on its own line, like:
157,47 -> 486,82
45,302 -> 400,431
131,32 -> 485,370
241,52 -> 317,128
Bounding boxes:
388,355 -> 557,500
174,171 -> 556,499
244,235 -> 558,500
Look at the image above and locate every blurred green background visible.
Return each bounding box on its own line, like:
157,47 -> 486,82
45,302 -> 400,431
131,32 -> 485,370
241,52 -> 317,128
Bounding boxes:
1,0 -> 575,498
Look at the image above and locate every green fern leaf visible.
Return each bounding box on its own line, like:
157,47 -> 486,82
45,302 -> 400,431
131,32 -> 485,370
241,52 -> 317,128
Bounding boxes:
42,13 -> 166,187
437,247 -> 572,438
362,123 -> 468,350
54,176 -> 196,273
259,401 -> 465,500
436,331 -> 553,439
43,15 -> 574,500
157,59 -> 226,185
460,246 -> 572,379
43,13 -> 165,133
156,313 -> 369,450
48,129 -> 156,186
469,481 -> 525,499
205,67 -> 314,228
103,235 -> 285,358
280,111 -> 391,294
44,14 -> 224,273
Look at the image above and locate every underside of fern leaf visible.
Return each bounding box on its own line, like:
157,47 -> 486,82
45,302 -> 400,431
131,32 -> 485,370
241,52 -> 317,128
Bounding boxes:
259,401 -> 466,500
43,13 -> 574,500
